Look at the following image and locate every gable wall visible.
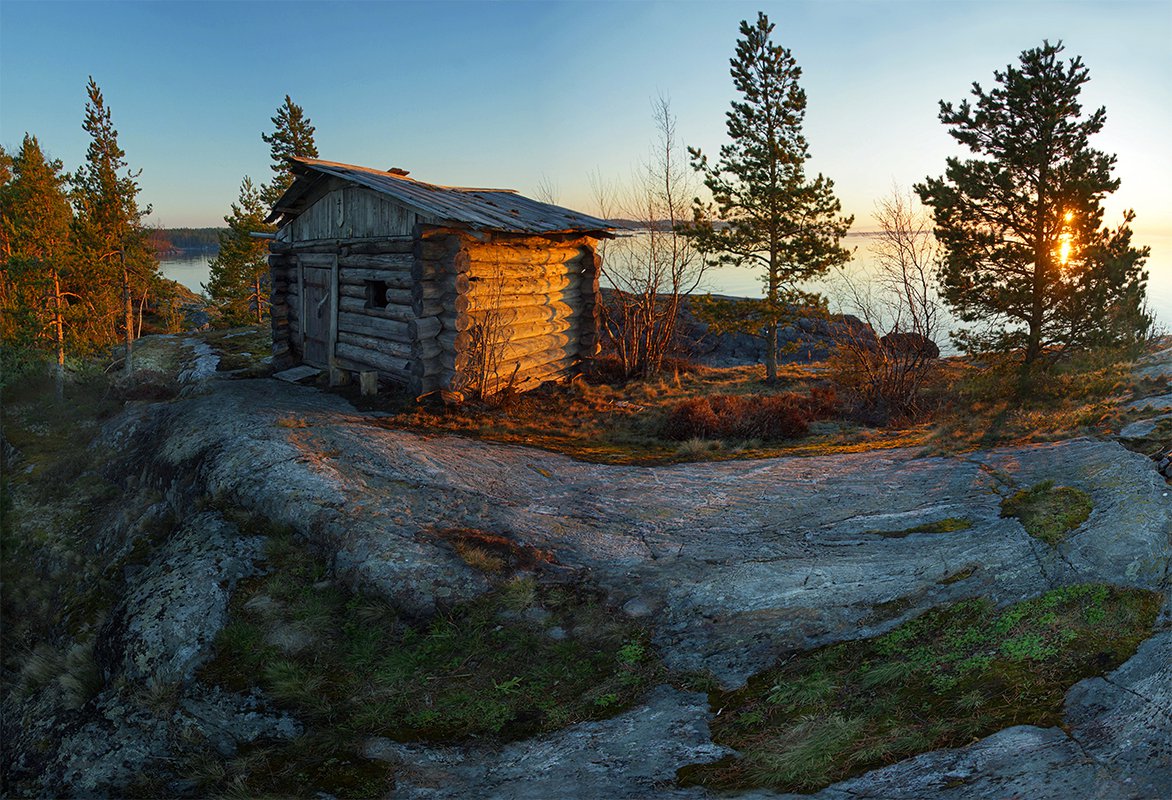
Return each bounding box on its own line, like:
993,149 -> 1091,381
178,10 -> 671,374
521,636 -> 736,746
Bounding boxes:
286,185 -> 419,241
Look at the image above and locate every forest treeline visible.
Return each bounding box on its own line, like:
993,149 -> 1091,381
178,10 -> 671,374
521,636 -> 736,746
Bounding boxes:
0,88 -> 317,387
1,78 -> 171,393
149,227 -> 223,253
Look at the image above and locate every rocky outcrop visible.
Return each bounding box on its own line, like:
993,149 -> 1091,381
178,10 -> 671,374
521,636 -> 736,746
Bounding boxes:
599,291 -> 881,367
97,513 -> 263,686
17,684 -> 299,799
365,685 -> 728,799
674,295 -> 878,366
880,330 -> 941,359
5,335 -> 1169,798
122,376 -> 1168,684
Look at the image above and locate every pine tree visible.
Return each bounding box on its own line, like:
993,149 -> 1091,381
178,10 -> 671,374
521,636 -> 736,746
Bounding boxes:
686,12 -> 852,381
71,77 -> 158,372
206,177 -> 272,325
0,145 -> 13,260
260,95 -> 318,207
915,41 -> 1150,362
0,136 -> 74,393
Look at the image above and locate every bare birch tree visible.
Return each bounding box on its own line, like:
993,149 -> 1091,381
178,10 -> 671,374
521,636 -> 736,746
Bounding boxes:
832,188 -> 943,419
600,95 -> 706,378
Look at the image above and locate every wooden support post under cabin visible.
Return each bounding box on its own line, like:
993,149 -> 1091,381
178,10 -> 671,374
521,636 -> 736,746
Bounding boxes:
329,367 -> 350,387
359,371 -> 379,396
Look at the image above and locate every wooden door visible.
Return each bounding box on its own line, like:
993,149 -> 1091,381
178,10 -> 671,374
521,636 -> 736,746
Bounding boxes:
302,266 -> 333,366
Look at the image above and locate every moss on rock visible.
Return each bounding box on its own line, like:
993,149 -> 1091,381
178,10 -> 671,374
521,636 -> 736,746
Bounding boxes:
680,583 -> 1160,794
1000,480 -> 1093,546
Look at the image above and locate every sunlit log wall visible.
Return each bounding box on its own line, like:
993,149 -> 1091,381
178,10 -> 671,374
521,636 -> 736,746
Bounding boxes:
444,234 -> 601,395
267,185 -> 601,396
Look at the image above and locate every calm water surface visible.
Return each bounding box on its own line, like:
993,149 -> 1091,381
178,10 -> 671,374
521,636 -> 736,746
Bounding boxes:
160,251 -> 214,295
161,232 -> 1171,335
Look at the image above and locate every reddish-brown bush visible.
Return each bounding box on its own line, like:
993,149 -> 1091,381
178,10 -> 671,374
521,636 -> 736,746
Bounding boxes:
662,388 -> 838,442
664,396 -> 723,440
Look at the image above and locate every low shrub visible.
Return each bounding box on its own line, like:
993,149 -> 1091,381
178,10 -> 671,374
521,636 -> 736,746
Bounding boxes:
662,387 -> 837,443
827,340 -> 939,424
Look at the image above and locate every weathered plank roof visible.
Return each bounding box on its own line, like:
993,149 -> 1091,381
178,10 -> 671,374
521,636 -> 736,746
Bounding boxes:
269,157 -> 613,236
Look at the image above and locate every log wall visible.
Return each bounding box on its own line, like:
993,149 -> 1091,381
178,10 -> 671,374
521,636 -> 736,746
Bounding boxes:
269,253 -> 296,369
447,234 -> 601,394
269,223 -> 603,397
329,236 -> 417,385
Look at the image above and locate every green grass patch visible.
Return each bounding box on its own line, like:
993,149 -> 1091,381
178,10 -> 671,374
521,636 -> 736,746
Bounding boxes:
1000,480 -> 1093,546
927,345 -> 1144,454
199,532 -> 662,798
1,369 -> 129,696
679,583 -> 1159,793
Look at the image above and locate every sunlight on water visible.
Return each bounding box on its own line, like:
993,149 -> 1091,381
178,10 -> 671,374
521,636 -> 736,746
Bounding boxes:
164,231 -> 1170,338
689,231 -> 1172,337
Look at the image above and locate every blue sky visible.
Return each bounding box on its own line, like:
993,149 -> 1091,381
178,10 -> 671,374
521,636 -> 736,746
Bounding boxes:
2,0 -> 1169,242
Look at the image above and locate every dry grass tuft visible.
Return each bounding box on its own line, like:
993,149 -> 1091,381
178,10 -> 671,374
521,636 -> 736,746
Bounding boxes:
454,542 -> 507,573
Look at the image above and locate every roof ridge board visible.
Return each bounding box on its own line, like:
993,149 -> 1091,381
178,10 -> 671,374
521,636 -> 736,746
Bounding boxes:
292,156 -> 520,195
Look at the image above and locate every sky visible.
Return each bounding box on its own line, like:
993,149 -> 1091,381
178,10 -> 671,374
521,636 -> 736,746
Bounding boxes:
1,0 -> 1170,242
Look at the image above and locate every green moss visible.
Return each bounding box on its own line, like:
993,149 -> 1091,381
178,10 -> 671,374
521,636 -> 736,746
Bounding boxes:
938,565 -> 978,585
200,531 -> 662,798
1000,480 -> 1093,546
203,326 -> 273,377
867,517 -> 974,538
680,583 -> 1160,794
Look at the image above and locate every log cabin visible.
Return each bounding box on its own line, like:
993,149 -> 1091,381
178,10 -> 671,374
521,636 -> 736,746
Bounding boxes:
266,157 -> 613,396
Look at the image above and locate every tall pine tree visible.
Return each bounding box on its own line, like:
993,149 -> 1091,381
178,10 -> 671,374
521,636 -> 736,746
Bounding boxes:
916,41 -> 1150,362
206,177 -> 271,325
687,12 -> 852,381
71,77 -> 158,372
260,95 -> 318,207
0,136 -> 74,393
205,96 -> 317,326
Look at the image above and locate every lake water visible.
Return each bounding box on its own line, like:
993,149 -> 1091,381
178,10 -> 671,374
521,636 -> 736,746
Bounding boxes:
161,231 -> 1171,334
160,251 -> 215,296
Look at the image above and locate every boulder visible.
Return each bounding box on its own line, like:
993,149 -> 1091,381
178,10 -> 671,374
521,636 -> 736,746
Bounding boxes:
880,331 -> 941,359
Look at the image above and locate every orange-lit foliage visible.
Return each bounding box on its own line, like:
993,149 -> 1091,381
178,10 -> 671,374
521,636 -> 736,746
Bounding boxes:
662,387 -> 837,442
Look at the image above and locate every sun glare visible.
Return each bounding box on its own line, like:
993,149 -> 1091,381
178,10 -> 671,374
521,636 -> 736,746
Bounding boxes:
1057,209 -> 1075,266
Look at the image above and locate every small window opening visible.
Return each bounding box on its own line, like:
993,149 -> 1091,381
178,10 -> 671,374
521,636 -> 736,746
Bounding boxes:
365,280 -> 389,310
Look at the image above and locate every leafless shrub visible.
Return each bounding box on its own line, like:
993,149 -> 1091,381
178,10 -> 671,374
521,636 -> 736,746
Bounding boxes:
831,189 -> 943,420
596,95 -> 707,379
458,263 -> 519,403
663,387 -> 837,442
